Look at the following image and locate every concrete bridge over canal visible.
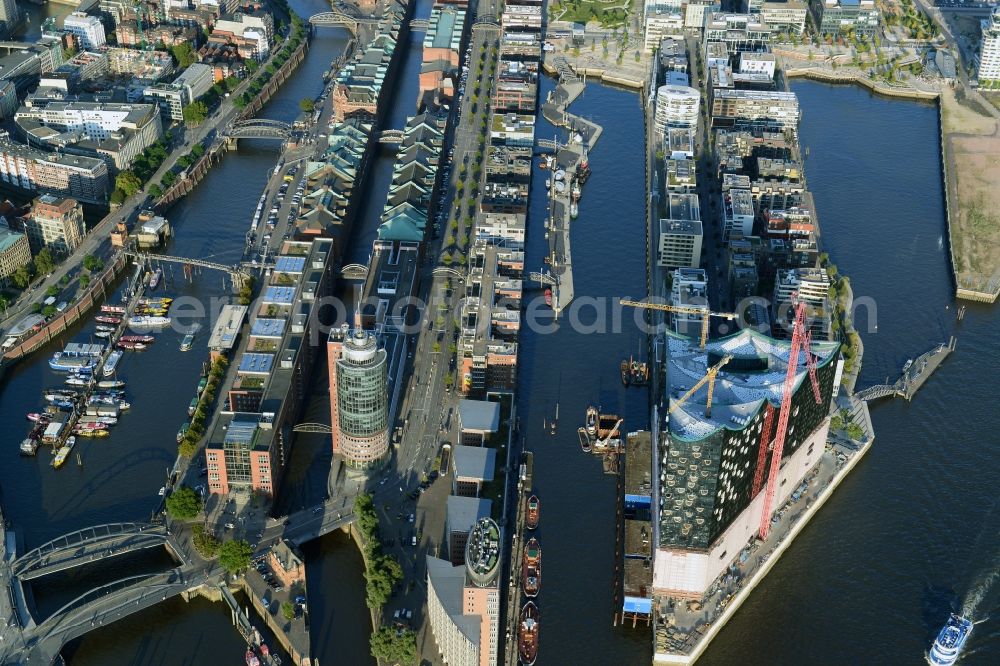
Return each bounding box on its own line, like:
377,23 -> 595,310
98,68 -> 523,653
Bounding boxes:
0,501 -> 354,665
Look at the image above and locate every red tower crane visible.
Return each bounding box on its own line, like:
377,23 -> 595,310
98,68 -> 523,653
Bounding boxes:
751,402 -> 775,498
758,298 -> 819,541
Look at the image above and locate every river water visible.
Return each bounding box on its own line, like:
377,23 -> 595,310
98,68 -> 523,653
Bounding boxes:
3,6 -> 998,664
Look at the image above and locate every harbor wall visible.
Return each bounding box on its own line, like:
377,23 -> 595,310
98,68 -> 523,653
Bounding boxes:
652,437 -> 874,665
783,67 -> 940,101
0,253 -> 128,365
155,36 -> 313,211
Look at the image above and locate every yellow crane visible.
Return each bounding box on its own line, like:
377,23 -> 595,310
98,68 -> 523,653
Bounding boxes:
619,298 -> 739,349
666,355 -> 732,418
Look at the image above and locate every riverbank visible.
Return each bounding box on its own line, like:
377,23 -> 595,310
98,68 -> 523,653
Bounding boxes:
784,61 -> 1000,303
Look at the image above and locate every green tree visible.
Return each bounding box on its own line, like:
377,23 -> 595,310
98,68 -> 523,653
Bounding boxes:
299,97 -> 315,113
82,254 -> 103,272
281,601 -> 296,620
218,539 -> 253,573
171,42 -> 197,68
148,183 -> 163,198
370,627 -> 417,665
830,414 -> 843,431
35,248 -> 55,275
79,274 -> 90,289
846,422 -> 863,440
183,101 -> 209,125
115,171 -> 142,197
12,265 -> 33,289
165,486 -> 203,519
192,524 -> 220,558
42,305 -> 56,317
46,285 -> 60,298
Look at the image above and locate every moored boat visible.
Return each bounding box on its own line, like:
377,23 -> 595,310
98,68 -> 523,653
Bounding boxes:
120,335 -> 155,344
52,436 -> 76,469
128,315 -> 171,327
20,438 -> 39,456
49,354 -> 97,372
522,538 -> 541,598
149,267 -> 162,289
94,331 -> 112,339
585,406 -> 598,437
544,288 -> 552,307
95,315 -> 121,325
188,396 -> 199,416
73,428 -> 109,438
525,495 -> 540,530
116,341 -> 147,350
569,202 -> 578,219
100,305 -> 126,314
95,325 -> 116,333
518,602 -> 539,666
177,422 -> 190,443
928,614 -> 974,666
197,377 -> 208,394
620,360 -> 631,387
65,376 -> 90,387
96,379 -> 125,389
103,349 -> 123,377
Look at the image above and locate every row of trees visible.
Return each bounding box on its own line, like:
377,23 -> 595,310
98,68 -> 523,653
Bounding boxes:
233,14 -> 307,111
178,356 -> 228,457
167,486 -> 253,572
110,133 -> 174,204
353,495 -> 415,664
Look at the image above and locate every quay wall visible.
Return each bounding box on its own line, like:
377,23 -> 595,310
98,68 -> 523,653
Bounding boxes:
0,253 -> 128,365
155,36 -> 312,211
540,61 -> 645,90
653,437 -> 874,665
784,67 -> 940,101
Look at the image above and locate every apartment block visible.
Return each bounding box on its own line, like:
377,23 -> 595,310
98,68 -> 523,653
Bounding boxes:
23,194 -> 85,256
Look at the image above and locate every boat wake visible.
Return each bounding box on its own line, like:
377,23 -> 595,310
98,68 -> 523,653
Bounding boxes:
961,549 -> 1000,618
961,498 -> 1000,618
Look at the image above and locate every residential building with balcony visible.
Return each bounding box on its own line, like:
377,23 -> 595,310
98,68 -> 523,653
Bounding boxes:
721,186 -> 754,240
979,8 -> 1000,82
809,0 -> 879,36
670,268 -> 709,336
63,12 -> 106,50
0,132 -> 109,203
654,85 -> 700,139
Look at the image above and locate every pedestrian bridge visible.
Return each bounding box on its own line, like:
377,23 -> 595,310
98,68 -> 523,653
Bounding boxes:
340,263 -> 369,279
378,129 -> 405,144
13,523 -> 170,581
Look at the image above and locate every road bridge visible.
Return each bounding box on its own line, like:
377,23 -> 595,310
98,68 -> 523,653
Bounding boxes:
225,119 -> 294,145
13,523 -> 170,582
0,501 -> 355,665
309,11 -> 381,28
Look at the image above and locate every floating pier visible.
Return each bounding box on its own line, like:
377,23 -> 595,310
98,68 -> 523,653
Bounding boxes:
855,337 -> 956,402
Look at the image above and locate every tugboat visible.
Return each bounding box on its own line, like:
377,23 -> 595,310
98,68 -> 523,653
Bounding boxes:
630,358 -> 649,386
585,406 -> 598,436
544,288 -> 552,307
149,267 -> 162,290
518,602 -> 539,666
928,614 -> 974,666
525,495 -> 540,530
180,324 -> 201,351
576,150 -> 592,184
569,201 -> 578,219
522,538 -> 541,598
620,359 -> 631,387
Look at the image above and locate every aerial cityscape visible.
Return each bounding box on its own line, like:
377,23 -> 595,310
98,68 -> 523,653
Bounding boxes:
0,0 -> 996,664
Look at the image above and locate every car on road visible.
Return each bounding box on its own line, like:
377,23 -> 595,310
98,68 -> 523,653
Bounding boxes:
411,536 -> 417,546
408,513 -> 415,523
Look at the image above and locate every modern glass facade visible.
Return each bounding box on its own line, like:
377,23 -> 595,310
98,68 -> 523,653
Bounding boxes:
335,330 -> 389,468
660,345 -> 837,550
222,419 -> 257,486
